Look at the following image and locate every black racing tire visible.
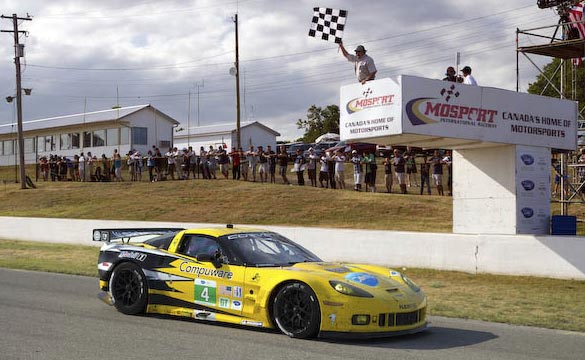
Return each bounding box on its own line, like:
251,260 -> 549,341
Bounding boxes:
272,282 -> 320,339
110,262 -> 148,315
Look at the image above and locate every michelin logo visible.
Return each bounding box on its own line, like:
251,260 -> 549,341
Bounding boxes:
521,208 -> 534,218
521,180 -> 535,191
520,154 -> 534,166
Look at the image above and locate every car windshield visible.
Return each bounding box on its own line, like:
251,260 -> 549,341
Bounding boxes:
219,232 -> 322,267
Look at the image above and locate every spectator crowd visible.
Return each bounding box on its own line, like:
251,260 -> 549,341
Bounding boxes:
37,144 -> 453,196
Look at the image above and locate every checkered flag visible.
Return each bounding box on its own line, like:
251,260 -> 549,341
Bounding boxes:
308,7 -> 348,44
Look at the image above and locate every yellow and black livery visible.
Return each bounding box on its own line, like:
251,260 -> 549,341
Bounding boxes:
95,225 -> 427,339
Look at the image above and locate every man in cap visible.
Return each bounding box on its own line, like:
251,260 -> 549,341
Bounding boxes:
460,66 -> 478,86
339,41 -> 377,84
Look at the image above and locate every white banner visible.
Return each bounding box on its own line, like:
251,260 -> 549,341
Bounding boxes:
339,78 -> 402,141
340,75 -> 578,150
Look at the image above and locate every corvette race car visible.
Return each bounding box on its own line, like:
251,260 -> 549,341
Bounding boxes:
94,225 -> 427,339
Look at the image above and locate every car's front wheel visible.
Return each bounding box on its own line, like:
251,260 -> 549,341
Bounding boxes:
272,282 -> 320,338
110,262 -> 148,315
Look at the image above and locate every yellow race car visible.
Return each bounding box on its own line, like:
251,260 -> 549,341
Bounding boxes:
94,225 -> 427,339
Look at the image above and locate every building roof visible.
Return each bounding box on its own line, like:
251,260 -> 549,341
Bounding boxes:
174,121 -> 281,138
0,104 -> 179,135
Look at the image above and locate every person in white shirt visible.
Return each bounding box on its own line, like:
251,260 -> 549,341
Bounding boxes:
338,42 -> 377,84
78,152 -> 86,182
333,150 -> 346,190
165,147 -> 176,180
461,66 -> 478,86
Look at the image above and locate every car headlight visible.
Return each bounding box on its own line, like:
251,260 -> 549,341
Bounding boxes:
329,281 -> 373,298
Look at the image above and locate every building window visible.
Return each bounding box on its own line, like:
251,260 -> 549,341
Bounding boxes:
83,132 -> 91,148
59,133 -> 80,150
37,137 -> 45,153
46,135 -> 56,151
132,127 -> 147,145
120,127 -> 130,145
60,134 -> 71,150
24,138 -> 35,154
71,133 -> 80,149
3,140 -> 14,155
106,128 -> 118,146
93,130 -> 106,147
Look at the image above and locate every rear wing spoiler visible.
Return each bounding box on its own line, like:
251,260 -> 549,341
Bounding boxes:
92,228 -> 185,243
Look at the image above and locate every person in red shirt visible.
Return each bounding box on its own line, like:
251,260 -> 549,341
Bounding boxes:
229,147 -> 241,180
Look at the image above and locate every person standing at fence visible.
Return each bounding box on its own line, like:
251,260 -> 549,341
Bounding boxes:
86,152 -> 94,182
404,146 -> 418,188
443,150 -> 453,196
166,147 -> 176,180
229,147 -> 241,180
79,152 -> 86,182
383,154 -> 393,193
327,151 -> 336,189
319,152 -> 329,188
334,150 -> 346,190
72,154 -> 80,181
257,145 -> 268,183
307,147 -> 318,187
113,151 -> 123,181
146,150 -> 155,182
267,145 -> 277,184
393,149 -> 407,194
420,155 -> 431,195
239,147 -> 249,181
277,145 -> 289,185
350,150 -> 363,191
293,148 -> 306,186
247,146 -> 258,182
429,150 -> 445,196
363,149 -> 377,193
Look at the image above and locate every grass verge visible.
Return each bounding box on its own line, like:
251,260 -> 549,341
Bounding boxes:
1,239 -> 584,333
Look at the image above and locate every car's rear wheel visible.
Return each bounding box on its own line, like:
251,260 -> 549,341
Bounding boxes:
272,282 -> 320,338
110,262 -> 148,315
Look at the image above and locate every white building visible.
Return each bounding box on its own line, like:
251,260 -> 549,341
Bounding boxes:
173,121 -> 281,152
0,105 -> 179,166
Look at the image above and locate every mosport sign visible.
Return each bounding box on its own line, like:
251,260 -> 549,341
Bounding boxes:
340,75 -> 577,150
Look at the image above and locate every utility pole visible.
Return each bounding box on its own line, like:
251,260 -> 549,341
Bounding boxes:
195,80 -> 204,127
234,13 -> 241,149
1,13 -> 32,190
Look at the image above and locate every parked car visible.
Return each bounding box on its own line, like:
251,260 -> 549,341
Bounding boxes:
287,143 -> 312,160
326,141 -> 377,156
303,142 -> 338,158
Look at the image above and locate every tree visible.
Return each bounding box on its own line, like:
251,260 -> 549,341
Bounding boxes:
528,58 -> 584,120
296,104 -> 340,143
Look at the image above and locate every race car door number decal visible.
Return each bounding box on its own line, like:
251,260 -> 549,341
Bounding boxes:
195,279 -> 217,306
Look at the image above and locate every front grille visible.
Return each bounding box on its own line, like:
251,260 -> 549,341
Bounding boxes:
378,307 -> 425,327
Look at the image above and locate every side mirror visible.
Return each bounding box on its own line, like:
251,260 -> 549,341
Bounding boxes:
196,253 -> 222,268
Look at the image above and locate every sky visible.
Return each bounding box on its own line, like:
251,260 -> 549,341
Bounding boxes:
0,0 -> 569,141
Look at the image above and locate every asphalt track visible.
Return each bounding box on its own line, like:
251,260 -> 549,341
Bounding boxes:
1,268 -> 583,360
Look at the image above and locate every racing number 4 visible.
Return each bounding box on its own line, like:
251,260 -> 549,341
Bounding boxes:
195,279 -> 217,306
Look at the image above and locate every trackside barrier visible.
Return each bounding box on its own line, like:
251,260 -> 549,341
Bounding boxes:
0,216 -> 583,280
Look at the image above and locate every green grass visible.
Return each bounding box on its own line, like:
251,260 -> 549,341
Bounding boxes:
0,170 -> 452,232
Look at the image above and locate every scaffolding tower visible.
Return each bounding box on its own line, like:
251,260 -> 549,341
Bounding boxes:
516,7 -> 585,216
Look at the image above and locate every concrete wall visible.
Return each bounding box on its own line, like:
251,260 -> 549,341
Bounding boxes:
1,216 -> 584,280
